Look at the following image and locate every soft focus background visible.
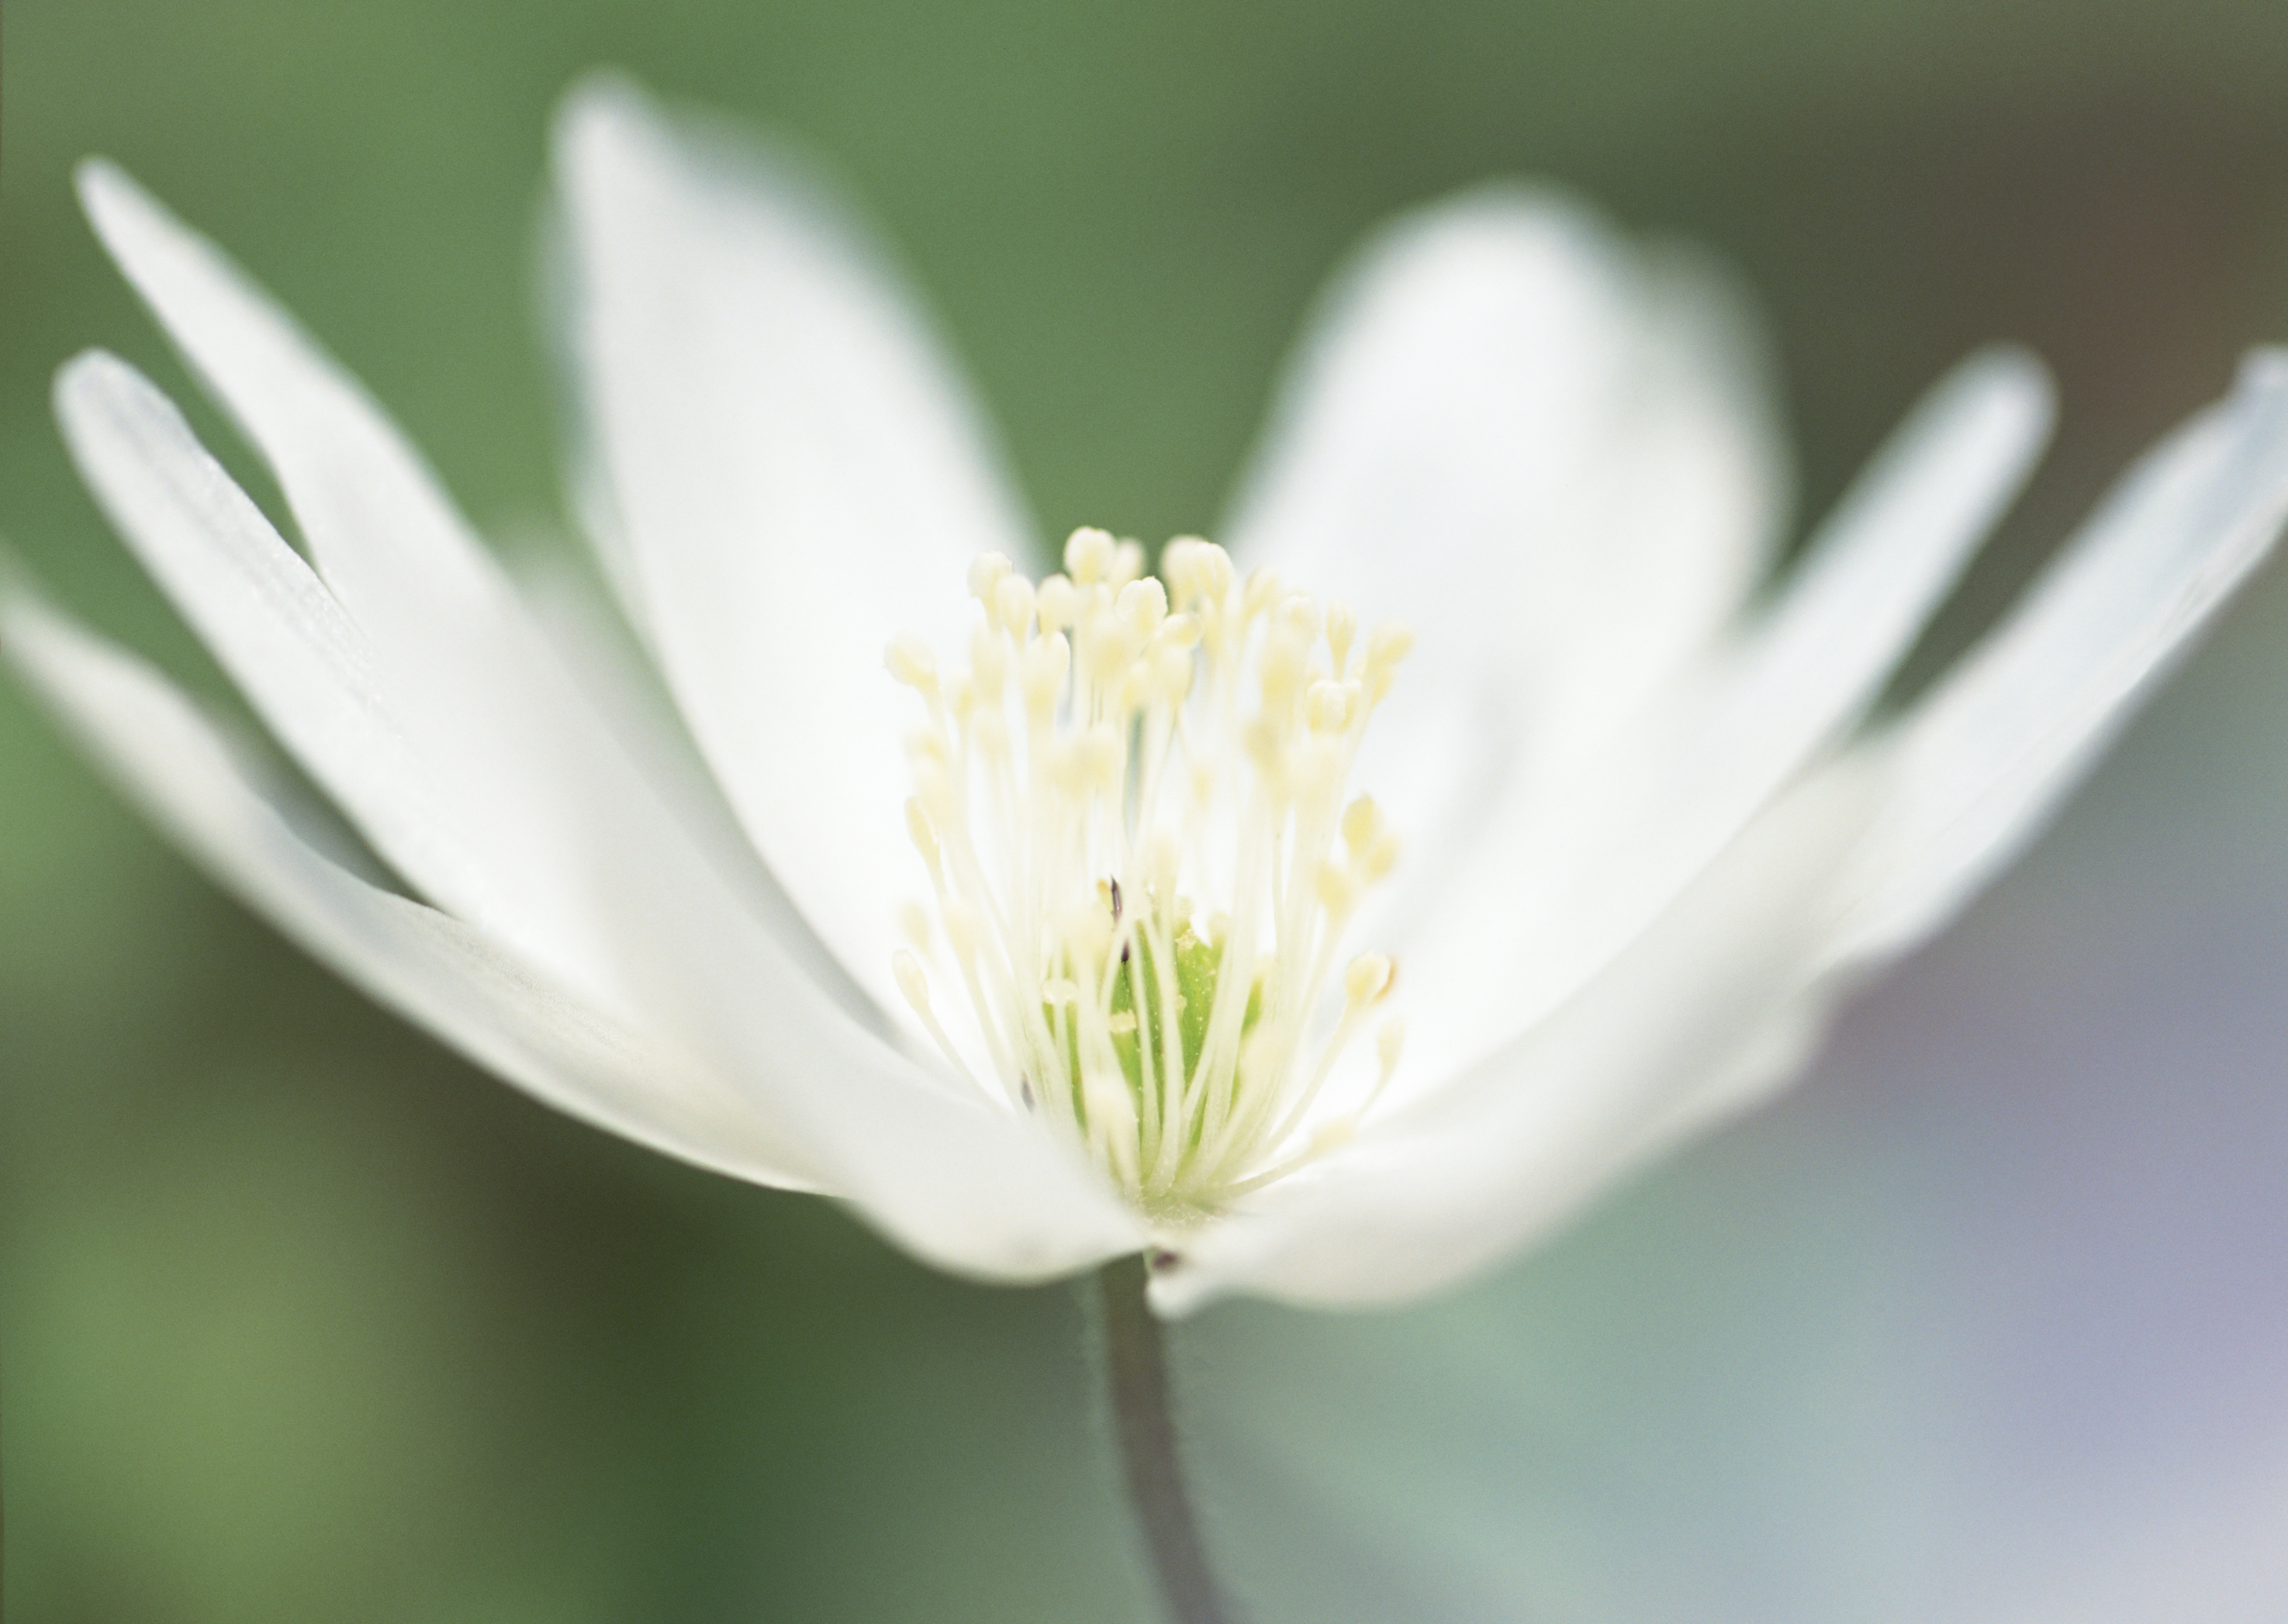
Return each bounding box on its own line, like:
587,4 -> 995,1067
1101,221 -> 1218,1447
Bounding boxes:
6,2 -> 2288,1619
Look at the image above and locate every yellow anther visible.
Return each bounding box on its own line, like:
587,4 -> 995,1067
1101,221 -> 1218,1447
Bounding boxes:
904,797 -> 940,867
993,573 -> 1036,638
1340,795 -> 1383,852
1020,631 -> 1070,718
1305,679 -> 1351,734
884,633 -> 938,693
1276,594 -> 1322,644
967,552 -> 1013,599
1364,622 -> 1415,702
1117,577 -> 1168,635
1196,541 -> 1235,603
1315,859 -> 1360,917
913,757 -> 959,821
1160,537 -> 1208,603
897,902 -> 933,950
1066,526 -> 1118,583
1327,599 -> 1359,674
1036,573 -> 1078,632
893,948 -> 932,1012
1112,539 -> 1148,586
1362,831 -> 1401,882
1242,568 -> 1284,619
1166,538 -> 1234,609
1156,613 -> 1203,650
1343,953 -> 1393,1006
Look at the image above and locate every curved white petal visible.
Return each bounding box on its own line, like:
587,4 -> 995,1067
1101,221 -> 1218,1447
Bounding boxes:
2,586 -> 824,1191
555,74 -> 1033,1027
1155,763 -> 1880,1314
5,586 -> 1146,1280
69,162 -> 1145,1279
78,156 -> 901,1040
1222,188 -> 1790,913
54,348 -> 504,931
75,158 -> 665,1006
1395,349 -> 2052,1090
1830,348 -> 2288,968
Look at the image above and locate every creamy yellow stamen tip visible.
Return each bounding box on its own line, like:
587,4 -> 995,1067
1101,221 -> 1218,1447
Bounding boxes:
889,528 -> 1412,1221
1343,953 -> 1393,1006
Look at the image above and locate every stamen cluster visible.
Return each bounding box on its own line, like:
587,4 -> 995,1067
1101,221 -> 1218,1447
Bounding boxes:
888,527 -> 1410,1221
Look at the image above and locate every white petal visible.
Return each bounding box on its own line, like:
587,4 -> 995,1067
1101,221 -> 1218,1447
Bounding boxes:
77,161 -> 888,1052
555,74 -> 1032,1025
1156,762 -> 1880,1313
1222,188 -> 1789,903
54,349 -> 502,931
1395,349 -> 2052,1090
2,586 -> 824,1191
1830,348 -> 2288,968
77,159 -> 520,669
6,586 -> 1146,1280
75,158 -> 658,1004
67,165 -> 1146,1278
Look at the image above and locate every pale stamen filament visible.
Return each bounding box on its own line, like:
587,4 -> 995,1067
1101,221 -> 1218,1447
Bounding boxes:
893,948 -> 992,1098
887,529 -> 1412,1222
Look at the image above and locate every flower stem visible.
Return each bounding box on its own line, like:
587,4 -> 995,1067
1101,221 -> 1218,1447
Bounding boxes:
1096,1254 -> 1236,1624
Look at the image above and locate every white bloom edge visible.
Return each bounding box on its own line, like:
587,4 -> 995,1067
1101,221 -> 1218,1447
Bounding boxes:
5,78 -> 2286,1315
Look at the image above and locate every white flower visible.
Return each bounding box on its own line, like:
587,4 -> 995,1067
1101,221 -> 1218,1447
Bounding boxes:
9,76 -> 2286,1315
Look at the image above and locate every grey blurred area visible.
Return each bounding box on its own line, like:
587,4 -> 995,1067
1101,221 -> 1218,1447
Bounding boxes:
5,0 -> 2287,1619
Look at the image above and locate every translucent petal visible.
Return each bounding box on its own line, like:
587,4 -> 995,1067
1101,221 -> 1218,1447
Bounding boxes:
555,75 -> 1032,1025
1830,349 -> 2288,967
1153,764 -> 1878,1312
67,165 -> 1144,1277
56,349 -> 512,941
1395,349 -> 2052,1089
2,587 -> 824,1191
81,157 -> 903,1038
6,588 -> 1146,1281
1222,187 -> 1790,917
78,159 -> 692,1007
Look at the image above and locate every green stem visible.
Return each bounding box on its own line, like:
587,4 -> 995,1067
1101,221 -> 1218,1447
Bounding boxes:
1096,1255 -> 1236,1624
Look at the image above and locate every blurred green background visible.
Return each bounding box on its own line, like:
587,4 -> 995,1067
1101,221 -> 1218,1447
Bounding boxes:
7,2 -> 2288,1619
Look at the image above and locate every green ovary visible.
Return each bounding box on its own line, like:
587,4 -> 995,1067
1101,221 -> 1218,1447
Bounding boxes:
1045,917 -> 1262,1207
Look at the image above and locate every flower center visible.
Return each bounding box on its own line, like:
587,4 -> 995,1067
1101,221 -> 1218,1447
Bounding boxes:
887,527 -> 1409,1222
